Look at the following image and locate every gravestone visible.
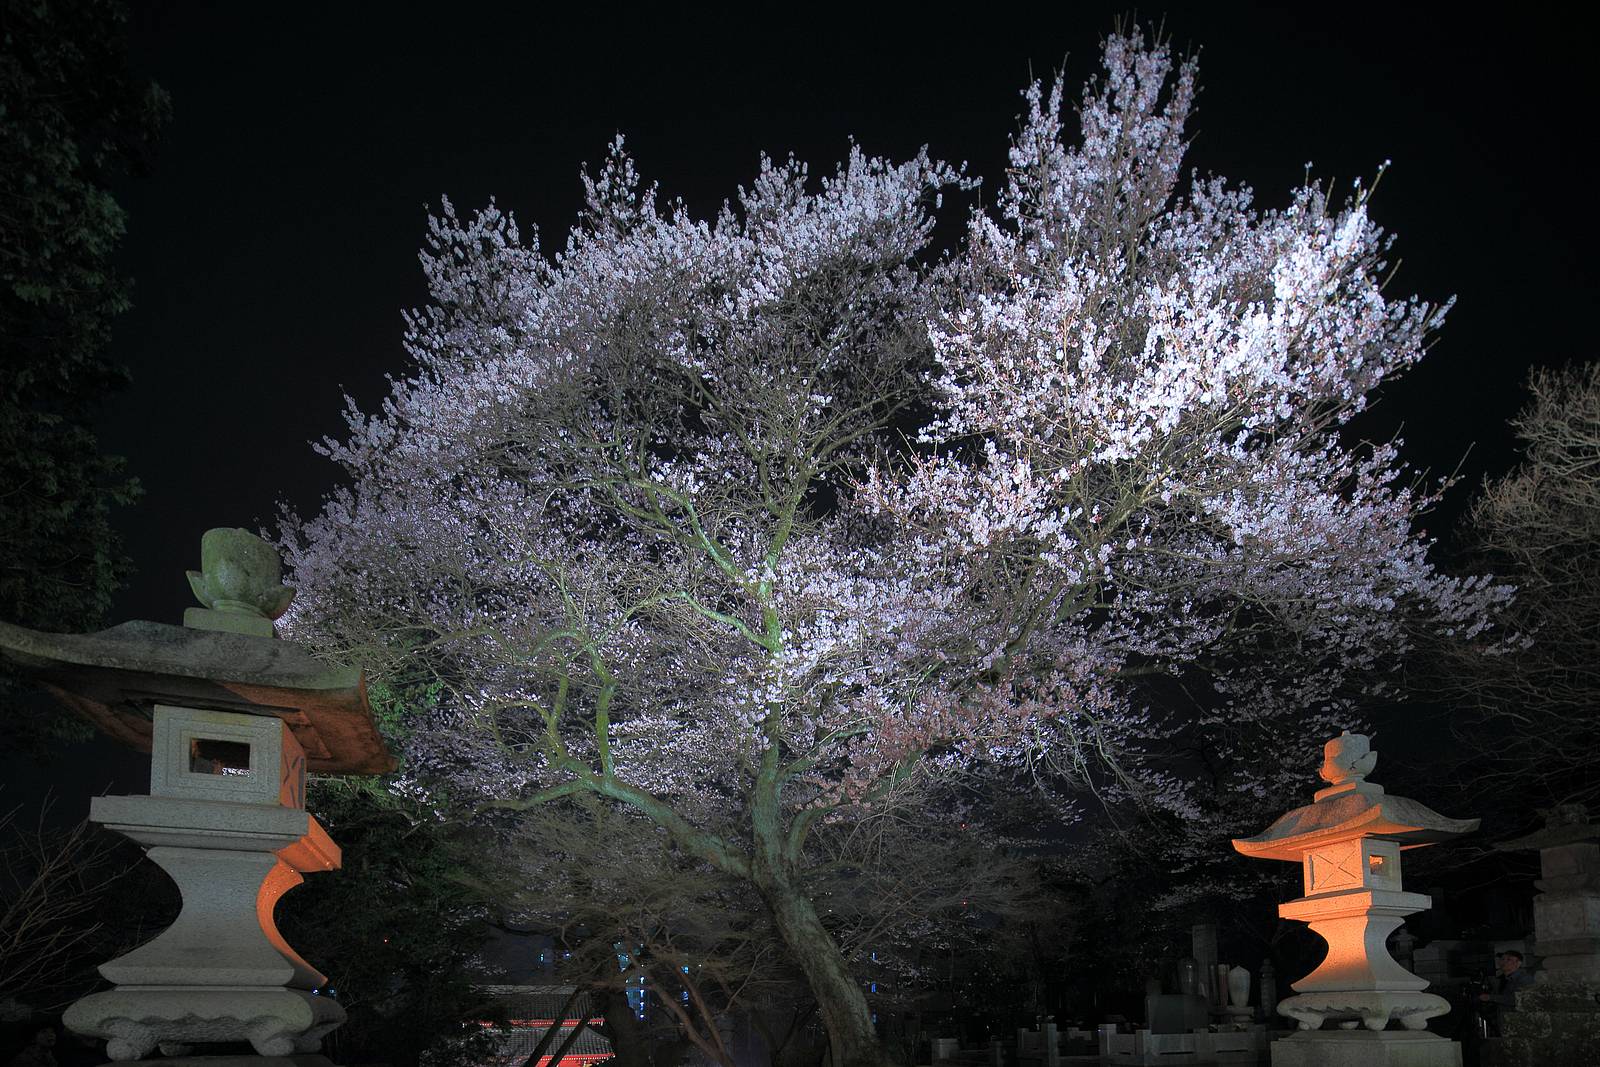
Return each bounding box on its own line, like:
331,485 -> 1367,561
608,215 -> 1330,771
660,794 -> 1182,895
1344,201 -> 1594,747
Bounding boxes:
1223,964 -> 1253,1025
1261,959 -> 1279,1023
1146,993 -> 1209,1034
1193,922 -> 1219,1004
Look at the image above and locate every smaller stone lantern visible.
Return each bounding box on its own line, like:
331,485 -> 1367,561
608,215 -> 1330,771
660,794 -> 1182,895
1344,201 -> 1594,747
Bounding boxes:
1234,732 -> 1479,1067
0,529 -> 393,1063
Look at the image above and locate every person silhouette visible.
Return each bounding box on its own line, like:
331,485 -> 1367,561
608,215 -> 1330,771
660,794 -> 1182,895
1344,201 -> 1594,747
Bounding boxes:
1476,950 -> 1534,1035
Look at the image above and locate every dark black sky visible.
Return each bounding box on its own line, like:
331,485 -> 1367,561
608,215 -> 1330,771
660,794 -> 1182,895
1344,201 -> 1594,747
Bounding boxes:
98,2 -> 1587,624
6,0 -> 1581,910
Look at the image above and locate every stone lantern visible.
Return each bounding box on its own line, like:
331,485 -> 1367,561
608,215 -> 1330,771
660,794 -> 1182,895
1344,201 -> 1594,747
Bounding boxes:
1233,732 -> 1479,1067
0,529 -> 393,1062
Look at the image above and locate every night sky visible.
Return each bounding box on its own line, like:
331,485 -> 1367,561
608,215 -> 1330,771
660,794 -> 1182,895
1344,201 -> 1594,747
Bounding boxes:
16,4 -> 1589,804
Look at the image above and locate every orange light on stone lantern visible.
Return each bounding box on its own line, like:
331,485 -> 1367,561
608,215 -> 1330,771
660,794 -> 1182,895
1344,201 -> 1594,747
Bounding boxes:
1233,732 -> 1478,1067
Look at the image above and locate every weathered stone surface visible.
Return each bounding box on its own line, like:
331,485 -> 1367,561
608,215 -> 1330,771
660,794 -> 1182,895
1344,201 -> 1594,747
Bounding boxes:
1235,792 -> 1480,861
1277,990 -> 1451,1033
150,706 -> 308,808
64,794 -> 343,1058
1278,888 -> 1432,993
37,531 -> 379,1063
1483,806 -> 1600,1065
1495,804 -> 1597,852
0,618 -> 391,773
182,606 -> 276,638
1528,838 -> 1600,978
89,794 -> 337,862
1478,975 -> 1600,1066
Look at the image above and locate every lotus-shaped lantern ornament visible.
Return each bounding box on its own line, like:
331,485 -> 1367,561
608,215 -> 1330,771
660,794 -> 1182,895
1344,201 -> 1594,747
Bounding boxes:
185,528 -> 294,635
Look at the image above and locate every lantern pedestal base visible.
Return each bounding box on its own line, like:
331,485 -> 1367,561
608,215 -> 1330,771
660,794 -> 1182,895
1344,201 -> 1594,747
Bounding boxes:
65,988 -> 346,1062
1278,991 -> 1451,1032
1271,1029 -> 1460,1067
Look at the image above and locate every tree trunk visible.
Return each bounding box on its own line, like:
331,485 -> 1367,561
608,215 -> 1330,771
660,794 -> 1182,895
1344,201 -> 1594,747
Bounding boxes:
755,869 -> 892,1067
754,1003 -> 818,1067
599,987 -> 650,1067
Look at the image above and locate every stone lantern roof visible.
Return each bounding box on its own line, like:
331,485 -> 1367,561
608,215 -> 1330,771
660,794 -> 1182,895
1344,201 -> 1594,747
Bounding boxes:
0,526 -> 393,774
1233,790 -> 1480,862
1233,730 -> 1478,861
0,618 -> 393,774
1494,803 -> 1600,852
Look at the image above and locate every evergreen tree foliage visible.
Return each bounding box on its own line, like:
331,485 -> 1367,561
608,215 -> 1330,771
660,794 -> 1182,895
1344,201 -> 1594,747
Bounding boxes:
0,0 -> 167,745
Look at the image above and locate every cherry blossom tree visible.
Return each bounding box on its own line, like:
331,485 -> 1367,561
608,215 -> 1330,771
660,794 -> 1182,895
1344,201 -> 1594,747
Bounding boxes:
280,30 -> 1506,1067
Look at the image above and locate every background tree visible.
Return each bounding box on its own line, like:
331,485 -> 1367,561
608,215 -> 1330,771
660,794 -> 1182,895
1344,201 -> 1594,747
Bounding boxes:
279,30 -> 1505,1067
495,801 -> 797,1067
802,799 -> 1061,1030
1430,362 -> 1600,813
0,0 -> 167,747
0,801 -> 130,1019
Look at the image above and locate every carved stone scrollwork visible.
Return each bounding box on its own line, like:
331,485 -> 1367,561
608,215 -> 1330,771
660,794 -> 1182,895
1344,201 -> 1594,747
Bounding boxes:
1277,990 -> 1451,1031
69,989 -> 345,1061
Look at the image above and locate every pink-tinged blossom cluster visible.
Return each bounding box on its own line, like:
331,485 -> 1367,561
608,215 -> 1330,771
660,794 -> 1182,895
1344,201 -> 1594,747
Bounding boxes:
279,32 -> 1507,852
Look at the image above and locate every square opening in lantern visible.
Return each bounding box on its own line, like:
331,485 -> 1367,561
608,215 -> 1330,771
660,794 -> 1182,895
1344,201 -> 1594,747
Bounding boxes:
189,737 -> 253,776
150,704 -> 303,806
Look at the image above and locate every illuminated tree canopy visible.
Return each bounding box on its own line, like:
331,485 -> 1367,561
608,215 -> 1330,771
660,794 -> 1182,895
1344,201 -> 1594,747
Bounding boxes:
280,32 -> 1507,1065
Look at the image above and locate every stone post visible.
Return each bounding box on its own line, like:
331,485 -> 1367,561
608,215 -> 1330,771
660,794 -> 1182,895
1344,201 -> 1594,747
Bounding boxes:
1193,922 -> 1219,1005
1482,805 -> 1600,1066
0,529 -> 393,1064
1233,732 -> 1479,1067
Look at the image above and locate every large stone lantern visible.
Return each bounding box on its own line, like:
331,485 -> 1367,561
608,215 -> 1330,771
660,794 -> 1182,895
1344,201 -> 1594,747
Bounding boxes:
0,529 -> 393,1062
1233,732 -> 1478,1067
